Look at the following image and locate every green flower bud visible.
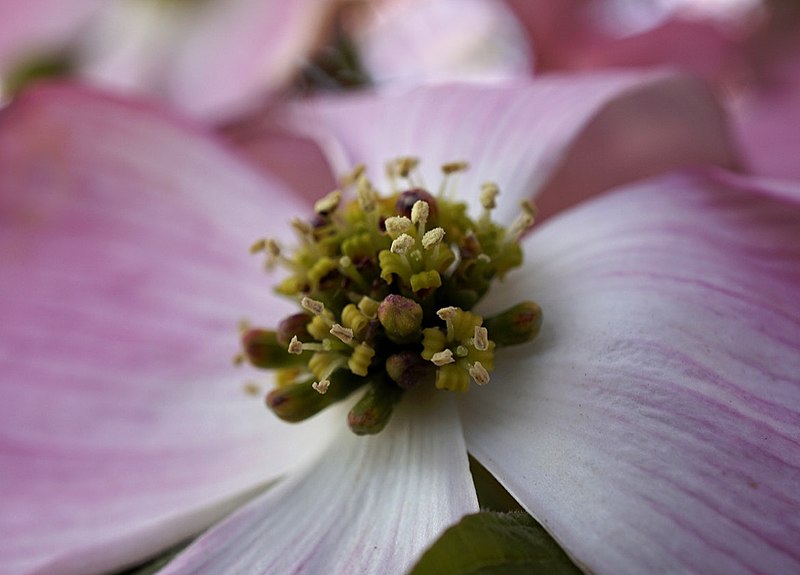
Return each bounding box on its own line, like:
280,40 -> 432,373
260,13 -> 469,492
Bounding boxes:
242,329 -> 307,369
378,294 -> 423,343
347,381 -> 404,435
386,351 -> 436,389
266,371 -> 364,423
276,313 -> 312,346
484,301 -> 543,347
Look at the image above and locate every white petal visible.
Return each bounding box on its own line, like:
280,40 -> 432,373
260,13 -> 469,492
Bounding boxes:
463,172 -> 800,574
161,390 -> 479,574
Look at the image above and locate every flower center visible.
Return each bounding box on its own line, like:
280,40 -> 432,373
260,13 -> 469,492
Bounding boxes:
240,158 -> 542,435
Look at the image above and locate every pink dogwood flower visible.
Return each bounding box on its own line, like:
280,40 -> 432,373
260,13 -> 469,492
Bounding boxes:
2,70 -> 799,575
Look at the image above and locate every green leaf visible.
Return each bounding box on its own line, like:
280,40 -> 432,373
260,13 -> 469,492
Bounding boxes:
409,511 -> 583,575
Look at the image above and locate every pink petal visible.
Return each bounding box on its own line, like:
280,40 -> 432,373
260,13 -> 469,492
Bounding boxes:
289,72 -> 737,223
0,0 -> 100,74
463,171 -> 800,574
160,390 -> 478,574
352,0 -> 532,85
734,39 -> 800,181
166,0 -> 337,119
220,110 -> 337,206
0,84 -> 331,574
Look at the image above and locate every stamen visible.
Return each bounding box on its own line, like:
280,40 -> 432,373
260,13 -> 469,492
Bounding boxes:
249,238 -> 267,254
391,234 -> 415,255
301,297 -> 326,317
422,227 -> 445,250
312,379 -> 331,394
314,190 -> 341,216
439,161 -> 469,197
385,216 -> 412,237
509,213 -> 534,242
411,200 -> 429,235
480,183 -> 499,210
431,349 -> 455,366
473,326 -> 489,351
469,361 -> 490,385
288,336 -> 304,355
357,180 -> 377,213
288,335 -> 332,354
437,306 -> 458,341
330,323 -> 354,345
441,161 -> 469,175
340,164 -> 366,188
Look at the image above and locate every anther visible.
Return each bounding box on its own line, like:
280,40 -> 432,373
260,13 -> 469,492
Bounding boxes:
312,379 -> 331,394
473,326 -> 489,351
301,297 -> 326,316
357,181 -> 377,213
330,323 -> 354,345
314,190 -> 341,216
422,227 -> 445,250
411,200 -> 429,229
385,216 -> 412,236
441,161 -> 469,175
431,349 -> 455,366
480,183 -> 499,210
469,361 -> 490,385
437,307 -> 458,321
391,234 -> 415,255
395,156 -> 419,178
250,238 -> 267,254
288,336 -> 304,355
290,217 -> 314,239
340,164 -> 366,188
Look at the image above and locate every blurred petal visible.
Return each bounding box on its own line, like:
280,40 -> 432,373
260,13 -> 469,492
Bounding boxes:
352,0 -> 532,85
221,110 -> 337,206
77,0 -> 337,119
0,84 -> 331,574
463,172 -> 800,574
734,39 -> 800,181
0,0 -> 100,76
167,0 -> 337,119
161,390 -> 479,575
290,72 -> 737,223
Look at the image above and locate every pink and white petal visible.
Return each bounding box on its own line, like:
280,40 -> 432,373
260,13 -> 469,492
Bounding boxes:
352,0 -> 532,85
0,0 -> 100,76
166,0 -> 337,119
734,40 -> 800,182
75,0 -> 190,97
221,110 -> 338,206
160,390 -> 479,575
289,72 -> 737,223
0,84 -> 330,574
462,172 -> 800,574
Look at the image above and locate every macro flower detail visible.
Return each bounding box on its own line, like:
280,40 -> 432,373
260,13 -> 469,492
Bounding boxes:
243,159 -> 541,434
3,73 -> 799,575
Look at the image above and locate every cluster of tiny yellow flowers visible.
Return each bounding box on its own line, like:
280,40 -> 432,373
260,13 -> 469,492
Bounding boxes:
239,158 -> 542,435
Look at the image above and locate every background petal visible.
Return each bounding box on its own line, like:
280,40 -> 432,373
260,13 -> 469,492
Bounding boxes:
288,72 -> 738,223
161,390 -> 479,575
166,0 -> 337,119
350,0 -> 532,85
0,84 -> 331,574
462,171 -> 800,574
0,0 -> 100,78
